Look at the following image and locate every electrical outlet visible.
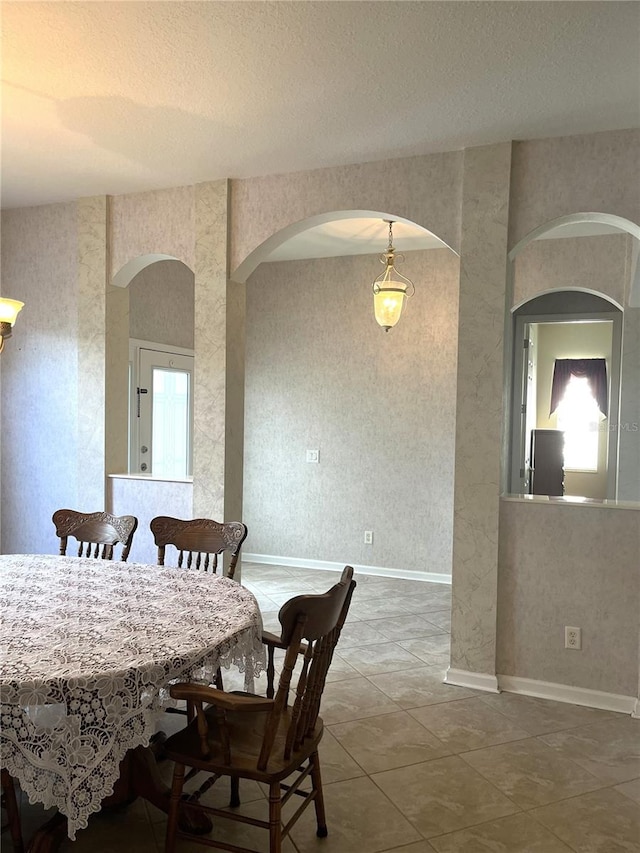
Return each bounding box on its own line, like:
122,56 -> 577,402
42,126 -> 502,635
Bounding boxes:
364,530 -> 373,545
565,626 -> 582,650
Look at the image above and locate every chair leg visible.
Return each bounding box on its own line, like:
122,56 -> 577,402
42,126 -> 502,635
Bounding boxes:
268,781 -> 282,853
266,646 -> 276,699
165,763 -> 185,853
310,751 -> 327,838
214,666 -> 224,691
1,769 -> 24,853
229,775 -> 240,808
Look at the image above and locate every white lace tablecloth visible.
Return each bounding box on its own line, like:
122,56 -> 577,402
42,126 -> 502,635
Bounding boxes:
0,554 -> 265,839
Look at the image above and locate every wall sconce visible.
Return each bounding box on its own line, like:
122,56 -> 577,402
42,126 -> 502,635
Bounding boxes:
0,299 -> 25,353
372,220 -> 415,331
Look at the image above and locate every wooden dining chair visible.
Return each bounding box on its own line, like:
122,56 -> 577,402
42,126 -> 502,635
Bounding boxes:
163,566 -> 356,853
150,516 -> 247,579
1,769 -> 24,853
52,509 -> 138,561
151,516 -> 248,695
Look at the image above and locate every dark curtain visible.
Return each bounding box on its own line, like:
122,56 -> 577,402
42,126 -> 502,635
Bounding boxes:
549,358 -> 608,417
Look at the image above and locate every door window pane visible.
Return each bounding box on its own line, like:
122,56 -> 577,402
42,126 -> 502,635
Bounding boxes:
151,368 -> 190,478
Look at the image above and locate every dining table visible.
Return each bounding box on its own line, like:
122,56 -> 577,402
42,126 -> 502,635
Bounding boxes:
0,553 -> 266,850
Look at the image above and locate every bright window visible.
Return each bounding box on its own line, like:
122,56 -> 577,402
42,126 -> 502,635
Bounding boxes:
556,375 -> 600,471
151,368 -> 190,478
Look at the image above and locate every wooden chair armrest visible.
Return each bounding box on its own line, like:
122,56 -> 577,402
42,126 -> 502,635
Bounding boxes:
261,630 -> 287,649
262,630 -> 308,655
170,681 -> 273,713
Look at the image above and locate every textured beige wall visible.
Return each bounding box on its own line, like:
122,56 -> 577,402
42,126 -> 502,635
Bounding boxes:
230,151 -> 463,276
129,259 -> 195,349
513,234 -> 628,308
244,249 -> 459,573
497,500 -> 640,696
509,129 -> 640,248
1,203 -> 80,554
110,186 -> 195,278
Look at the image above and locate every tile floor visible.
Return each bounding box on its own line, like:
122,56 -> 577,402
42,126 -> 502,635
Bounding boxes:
9,564 -> 640,852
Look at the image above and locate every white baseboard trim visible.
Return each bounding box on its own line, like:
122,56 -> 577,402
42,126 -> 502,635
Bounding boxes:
498,675 -> 638,715
632,698 -> 640,719
243,553 -> 451,585
445,668 -> 500,693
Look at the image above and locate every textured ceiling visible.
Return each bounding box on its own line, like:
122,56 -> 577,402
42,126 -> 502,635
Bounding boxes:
1,1 -> 638,210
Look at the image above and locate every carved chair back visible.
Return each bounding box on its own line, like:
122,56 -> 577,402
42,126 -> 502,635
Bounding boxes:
149,516 -> 247,578
52,509 -> 138,561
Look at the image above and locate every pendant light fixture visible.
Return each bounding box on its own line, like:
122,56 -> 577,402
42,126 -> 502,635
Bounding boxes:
0,298 -> 24,353
372,219 -> 415,331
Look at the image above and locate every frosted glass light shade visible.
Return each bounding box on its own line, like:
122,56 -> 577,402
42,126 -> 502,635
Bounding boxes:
373,283 -> 407,331
0,299 -> 24,325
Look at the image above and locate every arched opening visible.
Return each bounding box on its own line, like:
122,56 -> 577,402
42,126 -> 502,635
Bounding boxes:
507,213 -> 639,501
239,210 -> 460,581
231,210 -> 455,284
110,254 -> 195,478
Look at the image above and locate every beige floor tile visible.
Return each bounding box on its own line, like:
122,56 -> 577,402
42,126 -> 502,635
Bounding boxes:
369,666 -> 476,709
324,652 -> 360,683
531,787 -> 640,852
372,756 -> 520,838
247,577 -> 322,594
538,716 -> 640,784
339,620 -> 389,648
351,579 -> 415,601
329,710 -> 451,774
419,609 -> 450,632
401,594 -> 452,615
409,697 -> 531,752
480,692 -> 621,735
365,614 -> 446,641
315,729 -> 367,784
379,843 -> 437,853
319,676 -> 401,724
428,812 -> 574,852
350,596 -> 414,620
258,609 -> 282,633
461,738 -> 605,808
338,642 -> 425,676
615,778 -> 640,803
397,635 -> 451,668
290,776 -> 422,853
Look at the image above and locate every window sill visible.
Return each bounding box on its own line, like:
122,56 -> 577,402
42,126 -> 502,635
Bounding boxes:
108,473 -> 193,484
501,494 -> 640,510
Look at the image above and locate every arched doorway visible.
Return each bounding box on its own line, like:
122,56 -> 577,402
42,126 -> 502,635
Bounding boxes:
236,210 -> 460,580
109,254 -> 195,477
